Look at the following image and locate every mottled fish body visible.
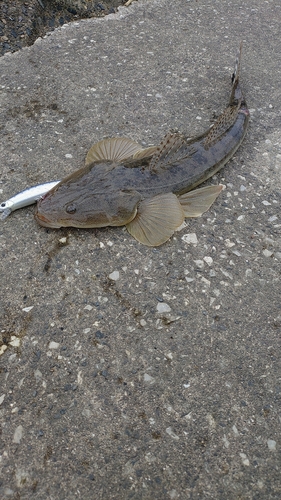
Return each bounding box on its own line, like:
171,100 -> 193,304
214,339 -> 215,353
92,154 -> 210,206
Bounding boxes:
2,45 -> 249,246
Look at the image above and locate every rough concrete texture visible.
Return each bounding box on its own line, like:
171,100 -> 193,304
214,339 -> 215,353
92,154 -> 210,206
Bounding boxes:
0,0 -> 280,498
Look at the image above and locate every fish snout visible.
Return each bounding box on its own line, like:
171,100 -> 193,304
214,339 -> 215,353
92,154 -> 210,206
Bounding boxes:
34,210 -> 61,228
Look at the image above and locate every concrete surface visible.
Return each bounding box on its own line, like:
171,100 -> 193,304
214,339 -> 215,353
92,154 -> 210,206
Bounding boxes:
0,0 -> 280,498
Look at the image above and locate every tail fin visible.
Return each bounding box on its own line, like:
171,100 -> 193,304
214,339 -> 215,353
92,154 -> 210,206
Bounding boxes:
231,42 -> 242,86
229,42 -> 244,105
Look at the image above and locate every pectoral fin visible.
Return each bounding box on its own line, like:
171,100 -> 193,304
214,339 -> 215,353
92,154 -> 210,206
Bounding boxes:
85,137 -> 146,165
178,185 -> 223,217
126,193 -> 185,246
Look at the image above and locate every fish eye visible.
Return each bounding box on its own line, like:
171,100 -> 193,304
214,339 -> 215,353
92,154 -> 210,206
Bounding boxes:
66,203 -> 77,214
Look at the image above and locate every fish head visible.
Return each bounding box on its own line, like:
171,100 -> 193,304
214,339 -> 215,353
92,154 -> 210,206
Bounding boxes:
35,162 -> 142,229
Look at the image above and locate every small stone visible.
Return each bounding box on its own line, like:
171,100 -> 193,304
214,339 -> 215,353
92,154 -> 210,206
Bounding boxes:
65,153 -> 73,158
166,427 -> 179,440
203,256 -> 213,266
0,345 -> 8,356
239,452 -> 250,466
232,425 -> 239,436
182,233 -> 198,245
263,249 -> 273,257
109,270 -> 119,281
262,200 -> 271,206
13,425 -> 24,444
48,341 -> 59,349
168,490 -> 178,499
84,305 -> 93,311
267,439 -> 276,451
194,259 -> 204,268
156,302 -> 171,313
9,336 -> 20,347
222,435 -> 230,448
201,277 -> 210,286
0,394 -> 5,405
225,239 -> 235,248
143,373 -> 155,384
22,306 -> 34,313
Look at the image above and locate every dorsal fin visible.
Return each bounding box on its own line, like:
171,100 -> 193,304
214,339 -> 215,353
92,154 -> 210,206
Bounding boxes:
133,145 -> 158,159
148,131 -> 197,172
203,104 -> 240,149
85,137 -> 145,165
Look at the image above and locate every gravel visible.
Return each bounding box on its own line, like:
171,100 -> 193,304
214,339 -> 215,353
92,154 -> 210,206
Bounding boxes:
0,0 -> 127,56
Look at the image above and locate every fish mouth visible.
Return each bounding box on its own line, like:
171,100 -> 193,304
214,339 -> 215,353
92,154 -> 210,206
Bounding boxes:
34,211 -> 61,228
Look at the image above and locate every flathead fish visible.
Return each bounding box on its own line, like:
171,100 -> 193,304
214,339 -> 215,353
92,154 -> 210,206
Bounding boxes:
4,45 -> 250,246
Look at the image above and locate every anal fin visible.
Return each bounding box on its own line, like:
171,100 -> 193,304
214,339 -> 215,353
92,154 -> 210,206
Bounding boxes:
178,185 -> 223,217
126,193 -> 185,246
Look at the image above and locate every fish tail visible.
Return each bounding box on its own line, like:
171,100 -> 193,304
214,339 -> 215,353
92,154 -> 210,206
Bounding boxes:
231,41 -> 242,86
229,42 -> 246,107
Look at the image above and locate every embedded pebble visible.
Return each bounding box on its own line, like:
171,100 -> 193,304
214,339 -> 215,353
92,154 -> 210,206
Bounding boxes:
9,336 -> 20,347
22,306 -> 34,313
65,153 -> 73,158
222,435 -> 230,448
13,425 -> 24,444
185,277 -> 194,283
262,200 -> 271,206
225,239 -> 235,248
0,394 -> 5,405
194,259 -> 204,269
48,341 -> 59,349
166,427 -> 179,440
232,425 -> 239,436
182,233 -> 198,245
203,256 -> 213,266
0,345 -> 8,356
143,373 -> 155,384
263,249 -> 273,257
267,439 -> 276,451
156,302 -> 171,313
239,453 -> 250,466
109,270 -> 120,281
168,490 -> 178,499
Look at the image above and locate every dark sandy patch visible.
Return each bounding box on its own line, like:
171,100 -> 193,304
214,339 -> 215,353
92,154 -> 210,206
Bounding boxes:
0,0 -> 131,56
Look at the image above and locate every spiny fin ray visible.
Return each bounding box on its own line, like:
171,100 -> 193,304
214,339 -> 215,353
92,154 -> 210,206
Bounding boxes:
148,131 -> 196,172
204,105 -> 240,149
